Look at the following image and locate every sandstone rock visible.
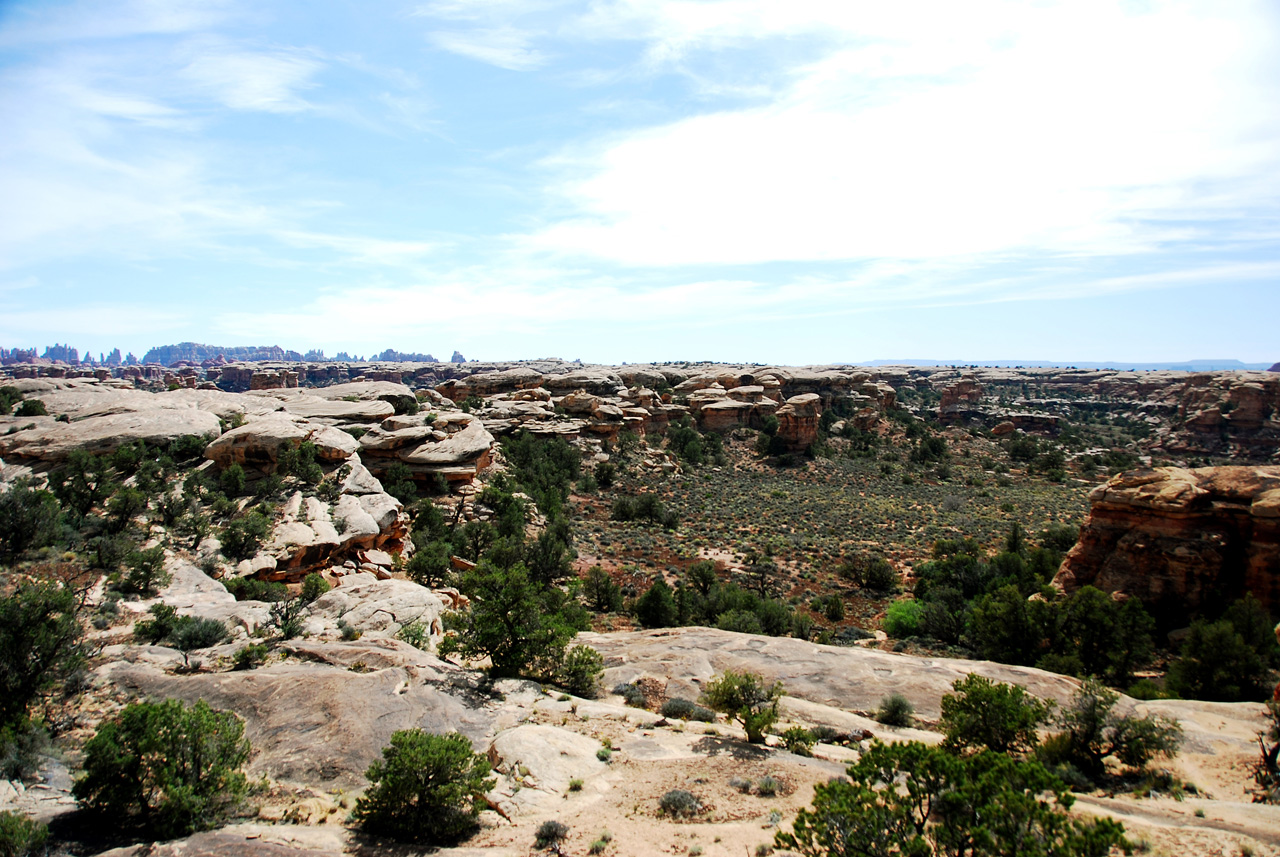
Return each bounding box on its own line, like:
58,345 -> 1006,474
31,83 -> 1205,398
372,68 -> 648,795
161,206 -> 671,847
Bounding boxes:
0,409 -> 222,461
775,393 -> 822,453
1054,466 -> 1280,619
204,417 -> 356,471
99,656 -> 492,789
308,577 -> 446,638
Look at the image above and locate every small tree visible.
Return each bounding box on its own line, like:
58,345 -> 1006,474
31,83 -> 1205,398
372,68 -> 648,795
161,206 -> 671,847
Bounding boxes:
940,673 -> 1053,755
0,581 -> 84,733
556,644 -> 604,699
73,699 -> 249,838
268,597 -> 307,640
777,741 -> 1127,857
438,561 -> 576,678
221,511 -> 271,562
405,540 -> 452,588
634,578 -> 678,628
700,670 -> 783,744
353,730 -> 494,844
1166,619 -> 1271,702
170,618 -> 229,668
121,546 -> 170,595
299,572 -> 331,604
1048,678 -> 1182,780
583,565 -> 623,613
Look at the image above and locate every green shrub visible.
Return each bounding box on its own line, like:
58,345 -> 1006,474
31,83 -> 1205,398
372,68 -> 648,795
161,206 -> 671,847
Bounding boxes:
661,698 -> 716,722
396,621 -> 429,649
13,400 -> 46,417
437,561 -> 578,679
406,540 -> 451,588
940,673 -> 1053,755
883,600 -> 923,637
299,573 -> 331,604
267,597 -> 306,640
223,576 -> 288,603
777,741 -> 1127,857
353,729 -> 494,844
1045,678 -> 1182,780
875,693 -> 914,727
583,565 -> 624,612
121,546 -> 170,595
0,810 -> 48,857
535,819 -> 570,847
557,644 -> 604,699
0,721 -> 50,784
73,699 -> 249,838
170,617 -> 229,667
1166,619 -> 1272,702
700,670 -> 783,744
0,481 -> 61,561
659,788 -> 701,816
232,643 -> 268,670
756,775 -> 779,796
781,726 -> 815,756
221,512 -> 271,562
219,463 -> 247,497
0,581 -> 84,733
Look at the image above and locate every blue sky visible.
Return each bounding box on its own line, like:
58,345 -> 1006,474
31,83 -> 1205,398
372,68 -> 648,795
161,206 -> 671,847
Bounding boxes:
1,0 -> 1278,365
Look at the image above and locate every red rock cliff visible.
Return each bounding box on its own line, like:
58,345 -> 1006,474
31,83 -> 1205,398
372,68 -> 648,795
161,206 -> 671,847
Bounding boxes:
1054,466 -> 1280,621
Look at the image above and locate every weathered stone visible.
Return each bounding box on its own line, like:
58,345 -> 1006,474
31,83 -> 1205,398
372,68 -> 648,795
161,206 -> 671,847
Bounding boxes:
1054,466 -> 1280,620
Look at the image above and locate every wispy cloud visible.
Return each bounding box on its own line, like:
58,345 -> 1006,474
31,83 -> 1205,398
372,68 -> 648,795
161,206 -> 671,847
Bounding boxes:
179,44 -> 323,112
428,27 -> 549,70
520,0 -> 1280,273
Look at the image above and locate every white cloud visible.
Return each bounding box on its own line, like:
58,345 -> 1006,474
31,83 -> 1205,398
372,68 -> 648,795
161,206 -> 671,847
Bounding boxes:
525,0 -> 1280,267
179,45 -> 323,112
428,27 -> 549,70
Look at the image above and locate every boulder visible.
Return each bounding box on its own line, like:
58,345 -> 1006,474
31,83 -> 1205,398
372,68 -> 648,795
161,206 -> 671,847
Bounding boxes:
308,577 -> 446,638
204,417 -> 356,471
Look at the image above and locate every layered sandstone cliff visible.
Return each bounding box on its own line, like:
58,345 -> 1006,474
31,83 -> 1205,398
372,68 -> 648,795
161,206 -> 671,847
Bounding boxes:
1053,466 -> 1280,620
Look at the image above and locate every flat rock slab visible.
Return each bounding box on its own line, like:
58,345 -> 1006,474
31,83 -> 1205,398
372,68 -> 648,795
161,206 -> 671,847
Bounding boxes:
0,409 -> 222,460
90,824 -> 348,857
99,659 -> 495,789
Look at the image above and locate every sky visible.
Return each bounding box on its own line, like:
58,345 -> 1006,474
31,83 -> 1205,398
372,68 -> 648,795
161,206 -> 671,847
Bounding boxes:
1,0 -> 1279,366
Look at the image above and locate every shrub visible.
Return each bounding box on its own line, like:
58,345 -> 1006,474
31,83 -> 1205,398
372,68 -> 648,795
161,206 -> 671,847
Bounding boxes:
882,600 -> 923,638
756,775 -> 779,796
406,540 -> 452,588
0,722 -> 50,783
596,747 -> 612,763
299,573 -> 331,604
0,581 -> 84,733
661,698 -> 716,722
223,577 -> 287,602
73,699 -> 250,838
0,811 -> 48,857
232,643 -> 268,670
557,644 -> 604,699
781,726 -> 815,756
396,621 -> 429,649
0,481 -> 61,560
875,693 -> 914,727
1253,700 -> 1280,804
730,776 -> 753,793
700,670 -> 784,744
219,463 -> 247,497
1044,678 -> 1182,780
583,565 -> 624,613
353,729 -> 494,844
940,673 -> 1053,755
121,546 -> 170,595
268,597 -> 307,640
535,819 -> 570,847
221,512 -> 271,562
170,617 -> 229,667
13,400 -> 46,417
1166,619 -> 1272,702
777,741 -> 1127,857
613,682 -> 646,708
659,789 -> 701,816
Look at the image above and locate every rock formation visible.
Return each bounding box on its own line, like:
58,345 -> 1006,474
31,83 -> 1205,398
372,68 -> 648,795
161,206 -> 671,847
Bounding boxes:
1054,466 -> 1280,621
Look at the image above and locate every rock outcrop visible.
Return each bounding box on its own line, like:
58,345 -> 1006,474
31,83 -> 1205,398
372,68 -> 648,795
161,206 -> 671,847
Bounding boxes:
775,393 -> 822,453
1054,466 -> 1280,621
